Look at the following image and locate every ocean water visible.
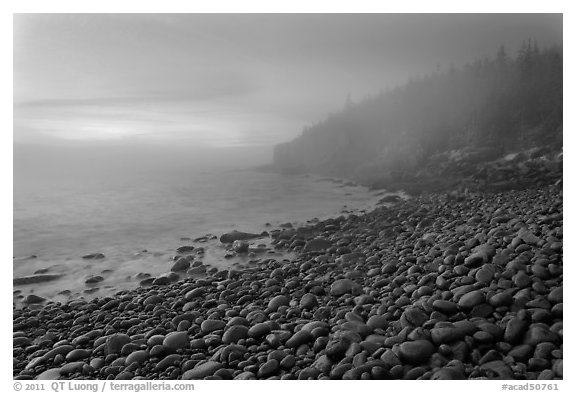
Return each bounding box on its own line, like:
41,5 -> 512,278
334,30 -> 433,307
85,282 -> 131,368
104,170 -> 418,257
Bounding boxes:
13,144 -> 384,304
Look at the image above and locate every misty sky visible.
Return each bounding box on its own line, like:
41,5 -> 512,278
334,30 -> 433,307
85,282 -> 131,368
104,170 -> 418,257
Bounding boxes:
14,14 -> 562,147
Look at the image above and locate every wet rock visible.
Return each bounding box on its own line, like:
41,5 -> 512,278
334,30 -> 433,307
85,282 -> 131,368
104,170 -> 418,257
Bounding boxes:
188,265 -> 207,275
330,279 -> 361,296
220,231 -> 262,244
25,294 -> 46,304
184,287 -> 205,301
106,334 -> 131,355
371,365 -> 392,380
400,307 -> 429,327
234,371 -> 256,380
152,276 -> 171,286
329,363 -> 354,379
43,345 -> 74,360
524,324 -> 560,347
82,253 -> 105,260
430,327 -> 466,345
311,354 -> 333,374
171,258 -> 191,271
248,322 -> 271,338
518,229 -> 541,245
267,295 -> 290,312
504,317 -> 529,344
115,371 -> 135,380
65,349 -> 90,362
59,361 -> 86,375
508,344 -> 533,363
90,358 -> 104,370
155,354 -> 181,372
366,315 -> 388,330
35,368 -> 61,380
232,240 -> 249,253
552,360 -> 563,378
176,245 -> 195,254
125,350 -> 148,366
303,238 -> 332,252
326,331 -> 361,360
480,360 -> 515,379
432,300 -> 459,315
513,271 -> 532,289
489,291 -> 514,307
143,294 -> 163,306
378,194 -> 402,203
299,293 -> 318,310
398,340 -> 435,365
286,330 -> 313,349
149,344 -> 166,358
182,361 -> 224,379
222,325 -> 249,344
458,290 -> 485,308
12,274 -> 64,286
431,366 -> 466,380
201,319 -> 226,334
14,255 -> 38,261
464,244 -> 495,267
475,266 -> 495,284
257,359 -> 280,378
85,275 -> 104,284
139,278 -> 155,286
537,369 -> 555,380
13,337 -> 31,347
280,354 -> 296,370
548,287 -> 562,304
163,331 -> 189,352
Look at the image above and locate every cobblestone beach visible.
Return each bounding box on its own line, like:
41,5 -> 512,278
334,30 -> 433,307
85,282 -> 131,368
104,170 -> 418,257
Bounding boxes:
13,185 -> 563,380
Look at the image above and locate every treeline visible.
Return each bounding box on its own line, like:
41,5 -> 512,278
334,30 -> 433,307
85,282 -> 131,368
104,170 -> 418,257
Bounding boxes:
273,41 -> 562,179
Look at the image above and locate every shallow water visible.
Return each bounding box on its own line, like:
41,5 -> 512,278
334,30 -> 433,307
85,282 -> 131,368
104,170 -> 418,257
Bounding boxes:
13,145 -> 384,304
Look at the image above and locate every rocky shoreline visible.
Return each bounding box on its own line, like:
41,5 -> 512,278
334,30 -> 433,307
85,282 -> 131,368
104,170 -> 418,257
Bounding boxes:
13,184 -> 562,380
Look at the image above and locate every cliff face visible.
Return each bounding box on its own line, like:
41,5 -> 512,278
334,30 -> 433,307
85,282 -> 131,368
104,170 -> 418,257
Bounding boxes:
272,43 -> 562,192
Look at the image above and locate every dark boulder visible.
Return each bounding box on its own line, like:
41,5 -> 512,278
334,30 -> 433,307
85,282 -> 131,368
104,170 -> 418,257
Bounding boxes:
220,231 -> 264,244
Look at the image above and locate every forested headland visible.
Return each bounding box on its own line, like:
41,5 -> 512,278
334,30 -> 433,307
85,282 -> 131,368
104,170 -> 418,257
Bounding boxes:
273,41 -> 562,193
